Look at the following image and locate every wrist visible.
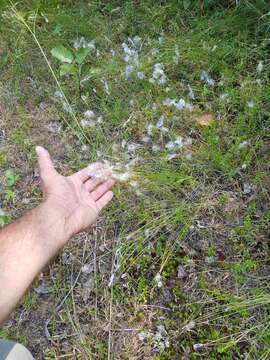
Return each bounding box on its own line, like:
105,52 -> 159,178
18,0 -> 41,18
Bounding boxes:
35,200 -> 71,255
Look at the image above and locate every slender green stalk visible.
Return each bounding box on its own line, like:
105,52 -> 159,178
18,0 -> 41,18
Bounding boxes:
9,2 -> 91,145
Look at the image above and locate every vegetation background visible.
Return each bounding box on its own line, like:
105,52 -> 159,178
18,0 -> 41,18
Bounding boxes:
0,0 -> 269,359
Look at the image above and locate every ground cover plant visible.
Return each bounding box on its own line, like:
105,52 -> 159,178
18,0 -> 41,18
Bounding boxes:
0,0 -> 270,359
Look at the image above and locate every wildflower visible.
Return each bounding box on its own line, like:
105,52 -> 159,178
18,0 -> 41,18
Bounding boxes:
110,49 -> 116,57
256,60 -> 263,73
200,70 -> 214,86
165,86 -> 171,92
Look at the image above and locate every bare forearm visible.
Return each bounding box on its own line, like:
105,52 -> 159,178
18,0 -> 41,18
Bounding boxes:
0,146 -> 114,324
0,201 -> 68,324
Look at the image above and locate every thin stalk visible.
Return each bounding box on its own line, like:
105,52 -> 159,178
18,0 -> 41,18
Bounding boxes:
9,2 -> 90,145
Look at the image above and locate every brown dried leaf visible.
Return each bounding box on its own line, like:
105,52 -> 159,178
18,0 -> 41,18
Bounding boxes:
196,113 -> 215,126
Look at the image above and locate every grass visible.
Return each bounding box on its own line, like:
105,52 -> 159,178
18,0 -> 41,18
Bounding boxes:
0,0 -> 270,359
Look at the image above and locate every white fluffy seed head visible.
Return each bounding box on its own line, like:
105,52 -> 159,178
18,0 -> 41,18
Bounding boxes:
84,110 -> 95,118
87,162 -> 112,179
113,172 -> 130,181
142,136 -> 151,143
257,60 -> 263,73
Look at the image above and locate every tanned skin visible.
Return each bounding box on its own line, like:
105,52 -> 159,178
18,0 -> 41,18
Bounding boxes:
0,146 -> 115,324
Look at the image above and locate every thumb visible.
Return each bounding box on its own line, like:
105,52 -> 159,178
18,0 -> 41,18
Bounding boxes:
35,146 -> 57,181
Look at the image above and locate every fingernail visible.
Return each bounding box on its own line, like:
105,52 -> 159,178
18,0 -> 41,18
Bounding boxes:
35,146 -> 43,155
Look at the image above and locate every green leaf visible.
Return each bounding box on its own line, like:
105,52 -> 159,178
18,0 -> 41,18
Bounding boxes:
89,67 -> 103,77
5,189 -> 14,201
75,47 -> 90,65
0,52 -> 8,68
183,0 -> 191,9
59,63 -> 76,76
51,45 -> 73,63
4,169 -> 19,187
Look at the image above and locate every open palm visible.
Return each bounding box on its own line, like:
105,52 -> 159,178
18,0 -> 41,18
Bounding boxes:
36,146 -> 114,238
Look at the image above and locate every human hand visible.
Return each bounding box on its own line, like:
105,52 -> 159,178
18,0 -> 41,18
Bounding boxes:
35,146 -> 114,240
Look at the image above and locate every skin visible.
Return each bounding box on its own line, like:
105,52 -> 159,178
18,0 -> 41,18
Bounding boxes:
0,146 -> 115,324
